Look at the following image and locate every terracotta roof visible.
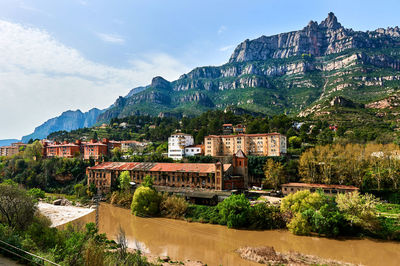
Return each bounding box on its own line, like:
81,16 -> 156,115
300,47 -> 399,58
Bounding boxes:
85,143 -> 107,146
223,124 -> 233,126
88,162 -> 142,170
47,143 -> 80,147
88,162 -> 231,173
282,183 -> 359,190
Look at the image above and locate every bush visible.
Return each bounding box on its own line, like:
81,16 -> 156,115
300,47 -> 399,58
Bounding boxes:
111,191 -> 134,208
160,194 -> 188,219
131,186 -> 161,217
287,213 -> 311,235
27,188 -> 46,199
185,205 -> 221,224
217,194 -> 250,228
281,190 -> 345,237
249,203 -> 286,229
336,191 -> 379,231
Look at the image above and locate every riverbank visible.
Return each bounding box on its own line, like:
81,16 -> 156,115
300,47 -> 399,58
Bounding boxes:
71,203 -> 400,266
38,202 -> 95,227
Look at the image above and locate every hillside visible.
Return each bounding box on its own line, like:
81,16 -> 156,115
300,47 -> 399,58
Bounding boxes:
98,12 -> 400,122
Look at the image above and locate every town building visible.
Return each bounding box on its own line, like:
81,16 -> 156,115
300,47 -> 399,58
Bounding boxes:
87,150 -> 249,193
120,140 -> 149,152
167,133 -> 195,160
222,124 -> 233,134
42,138 -> 121,160
184,145 -> 204,157
233,124 -> 246,134
204,133 -> 287,157
45,141 -> 81,158
0,142 -> 27,157
281,183 -> 359,196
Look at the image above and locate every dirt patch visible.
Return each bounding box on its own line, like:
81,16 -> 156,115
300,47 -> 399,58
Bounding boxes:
237,246 -> 358,265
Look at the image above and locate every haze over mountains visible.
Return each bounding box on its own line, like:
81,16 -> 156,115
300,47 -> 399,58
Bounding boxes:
19,13 -> 400,142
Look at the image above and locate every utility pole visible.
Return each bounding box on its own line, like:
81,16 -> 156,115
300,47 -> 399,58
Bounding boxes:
95,187 -> 101,229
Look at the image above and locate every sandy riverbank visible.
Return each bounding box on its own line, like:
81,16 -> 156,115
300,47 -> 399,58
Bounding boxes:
38,202 -> 95,227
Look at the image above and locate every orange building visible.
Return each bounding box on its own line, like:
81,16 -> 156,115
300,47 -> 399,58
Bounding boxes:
83,140 -> 109,160
87,150 -> 249,193
44,141 -> 81,158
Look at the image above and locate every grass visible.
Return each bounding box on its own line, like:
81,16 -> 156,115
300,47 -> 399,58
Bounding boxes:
377,203 -> 400,219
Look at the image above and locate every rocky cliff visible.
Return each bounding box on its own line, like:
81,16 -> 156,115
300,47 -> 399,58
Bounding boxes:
98,12 -> 400,122
21,108 -> 103,142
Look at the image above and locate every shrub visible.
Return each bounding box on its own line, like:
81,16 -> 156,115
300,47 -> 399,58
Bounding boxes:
131,186 -> 161,217
217,194 -> 250,228
336,191 -> 380,231
249,203 -> 286,229
27,188 -> 46,199
160,194 -> 188,219
111,191 -> 133,208
287,213 -> 312,235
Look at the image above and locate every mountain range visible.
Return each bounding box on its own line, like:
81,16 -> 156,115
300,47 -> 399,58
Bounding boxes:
17,12 -> 400,142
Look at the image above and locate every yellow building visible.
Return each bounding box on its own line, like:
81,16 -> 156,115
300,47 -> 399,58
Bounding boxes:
204,133 -> 286,157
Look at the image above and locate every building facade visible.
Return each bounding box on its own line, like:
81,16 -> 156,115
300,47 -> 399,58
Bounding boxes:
184,145 -> 203,157
87,150 -> 249,193
0,142 -> 27,157
42,138 -> 121,160
204,133 -> 286,157
167,133 -> 195,160
281,183 -> 359,196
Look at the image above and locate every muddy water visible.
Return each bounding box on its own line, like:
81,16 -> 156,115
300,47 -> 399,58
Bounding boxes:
73,203 -> 400,266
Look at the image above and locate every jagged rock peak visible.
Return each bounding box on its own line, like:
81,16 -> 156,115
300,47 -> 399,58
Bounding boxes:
151,76 -> 171,90
319,12 -> 342,29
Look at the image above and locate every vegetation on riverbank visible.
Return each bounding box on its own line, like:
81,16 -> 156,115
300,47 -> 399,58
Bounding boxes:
0,182 -> 153,265
125,176 -> 400,240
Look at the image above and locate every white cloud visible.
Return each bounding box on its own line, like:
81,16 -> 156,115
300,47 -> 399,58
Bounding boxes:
219,44 -> 236,52
0,20 -> 189,139
218,25 -> 227,35
96,32 -> 125,44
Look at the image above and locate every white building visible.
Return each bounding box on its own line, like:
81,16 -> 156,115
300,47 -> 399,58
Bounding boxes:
168,133 -> 195,160
184,145 -> 203,157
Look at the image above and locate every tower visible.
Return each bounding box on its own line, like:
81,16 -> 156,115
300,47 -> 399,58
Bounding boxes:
232,149 -> 249,188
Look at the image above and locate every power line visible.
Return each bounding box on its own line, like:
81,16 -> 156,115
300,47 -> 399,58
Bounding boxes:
0,239 -> 60,266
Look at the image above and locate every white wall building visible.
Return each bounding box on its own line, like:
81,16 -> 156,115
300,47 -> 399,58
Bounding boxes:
168,133 -> 195,160
184,146 -> 203,157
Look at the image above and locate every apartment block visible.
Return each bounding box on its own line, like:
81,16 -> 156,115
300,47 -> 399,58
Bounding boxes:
168,133 -> 195,160
0,142 -> 27,157
204,133 -> 286,157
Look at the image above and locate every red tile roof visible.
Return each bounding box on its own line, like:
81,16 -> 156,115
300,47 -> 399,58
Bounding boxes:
88,162 -> 231,173
282,183 -> 359,190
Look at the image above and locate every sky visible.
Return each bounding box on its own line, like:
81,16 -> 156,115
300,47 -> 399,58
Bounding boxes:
0,0 -> 400,140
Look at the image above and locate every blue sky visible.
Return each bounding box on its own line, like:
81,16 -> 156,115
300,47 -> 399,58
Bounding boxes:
0,0 -> 400,139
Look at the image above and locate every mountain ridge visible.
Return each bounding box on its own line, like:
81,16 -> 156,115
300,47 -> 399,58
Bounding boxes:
98,12 -> 400,122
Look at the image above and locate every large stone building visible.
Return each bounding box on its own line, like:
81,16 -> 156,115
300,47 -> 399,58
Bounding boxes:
87,150 -> 249,193
0,142 -> 27,157
204,133 -> 286,157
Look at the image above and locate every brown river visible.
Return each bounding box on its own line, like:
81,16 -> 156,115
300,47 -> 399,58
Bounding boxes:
72,203 -> 400,266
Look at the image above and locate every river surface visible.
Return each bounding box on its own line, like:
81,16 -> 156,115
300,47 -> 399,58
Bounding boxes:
72,203 -> 400,266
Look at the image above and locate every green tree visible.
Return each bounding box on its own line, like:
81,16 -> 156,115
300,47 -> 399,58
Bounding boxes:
217,194 -> 250,228
336,191 -> 379,231
23,140 -> 43,160
131,186 -> 161,217
118,171 -> 131,192
142,175 -> 154,189
288,136 -> 302,148
0,184 -> 37,229
74,184 -> 86,198
27,188 -> 45,199
263,159 -> 285,190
